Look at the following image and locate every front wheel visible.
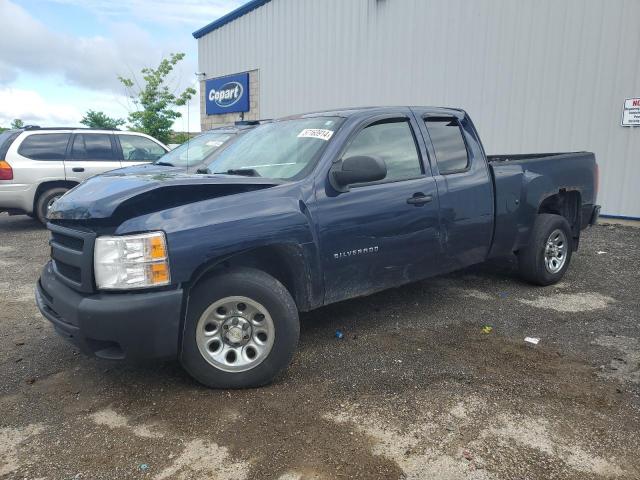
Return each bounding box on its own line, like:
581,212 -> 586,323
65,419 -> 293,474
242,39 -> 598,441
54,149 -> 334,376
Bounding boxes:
180,267 -> 299,388
517,213 -> 573,286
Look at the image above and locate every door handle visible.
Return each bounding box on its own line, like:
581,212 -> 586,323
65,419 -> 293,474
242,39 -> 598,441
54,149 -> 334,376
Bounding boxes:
407,193 -> 433,205
72,167 -> 85,172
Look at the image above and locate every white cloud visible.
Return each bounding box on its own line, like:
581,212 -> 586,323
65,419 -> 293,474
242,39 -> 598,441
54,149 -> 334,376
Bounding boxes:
0,85 -> 202,132
0,1 -> 167,93
0,87 -> 83,126
0,1 -> 212,131
49,0 -> 245,27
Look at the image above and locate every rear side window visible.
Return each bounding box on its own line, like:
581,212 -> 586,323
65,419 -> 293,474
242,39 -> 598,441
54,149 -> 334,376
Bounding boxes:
118,135 -> 166,161
0,130 -> 20,159
71,134 -> 114,160
341,119 -> 422,183
425,118 -> 469,174
18,133 -> 70,160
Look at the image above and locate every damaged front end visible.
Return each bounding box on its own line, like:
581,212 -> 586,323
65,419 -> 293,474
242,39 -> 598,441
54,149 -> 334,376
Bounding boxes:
48,171 -> 282,225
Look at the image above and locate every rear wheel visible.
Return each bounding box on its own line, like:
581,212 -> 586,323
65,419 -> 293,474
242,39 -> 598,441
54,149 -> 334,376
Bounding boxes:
35,187 -> 68,224
517,213 -> 573,285
180,267 -> 299,388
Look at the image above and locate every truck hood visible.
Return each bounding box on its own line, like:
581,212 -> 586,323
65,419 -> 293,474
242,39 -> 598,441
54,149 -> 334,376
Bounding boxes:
48,170 -> 283,221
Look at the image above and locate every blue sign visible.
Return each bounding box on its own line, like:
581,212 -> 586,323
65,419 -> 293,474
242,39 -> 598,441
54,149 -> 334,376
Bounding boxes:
205,72 -> 250,115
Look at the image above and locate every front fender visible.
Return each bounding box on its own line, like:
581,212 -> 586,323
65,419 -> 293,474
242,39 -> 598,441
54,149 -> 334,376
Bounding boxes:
115,190 -> 317,286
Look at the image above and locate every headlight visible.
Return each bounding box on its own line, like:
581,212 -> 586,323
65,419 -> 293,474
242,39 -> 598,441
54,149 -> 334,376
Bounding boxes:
94,232 -> 170,290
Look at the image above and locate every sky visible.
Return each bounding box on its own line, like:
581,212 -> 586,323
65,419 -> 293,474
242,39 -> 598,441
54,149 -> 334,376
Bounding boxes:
0,0 -> 246,132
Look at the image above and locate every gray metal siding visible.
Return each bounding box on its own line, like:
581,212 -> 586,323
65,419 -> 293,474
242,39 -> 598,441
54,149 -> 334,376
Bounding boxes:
198,0 -> 640,217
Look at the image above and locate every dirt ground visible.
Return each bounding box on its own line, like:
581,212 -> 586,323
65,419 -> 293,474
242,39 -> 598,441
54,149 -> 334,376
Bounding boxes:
0,213 -> 639,480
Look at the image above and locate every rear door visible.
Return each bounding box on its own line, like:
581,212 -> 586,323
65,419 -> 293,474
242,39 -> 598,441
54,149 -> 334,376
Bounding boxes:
116,134 -> 167,166
316,111 -> 443,304
13,132 -> 69,184
64,133 -> 122,183
413,109 -> 493,270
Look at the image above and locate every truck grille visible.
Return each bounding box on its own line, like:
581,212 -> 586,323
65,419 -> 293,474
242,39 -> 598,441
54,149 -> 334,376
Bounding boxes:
48,223 -> 96,293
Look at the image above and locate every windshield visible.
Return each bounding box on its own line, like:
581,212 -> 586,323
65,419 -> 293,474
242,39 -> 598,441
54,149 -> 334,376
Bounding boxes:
203,117 -> 343,180
154,131 -> 235,167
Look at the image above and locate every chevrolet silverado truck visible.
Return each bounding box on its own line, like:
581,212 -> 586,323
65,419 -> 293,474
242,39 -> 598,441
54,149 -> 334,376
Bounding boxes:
36,107 -> 600,388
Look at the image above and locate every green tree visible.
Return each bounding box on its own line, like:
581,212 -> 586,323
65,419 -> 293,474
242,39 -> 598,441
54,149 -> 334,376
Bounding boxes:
80,110 -> 125,129
170,132 -> 192,144
10,119 -> 24,129
118,53 -> 196,144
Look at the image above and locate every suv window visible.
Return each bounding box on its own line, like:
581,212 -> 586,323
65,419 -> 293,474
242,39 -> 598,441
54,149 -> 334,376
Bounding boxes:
341,119 -> 422,183
71,134 -> 114,160
18,133 -> 70,161
424,117 -> 469,174
0,130 -> 20,159
118,135 -> 165,161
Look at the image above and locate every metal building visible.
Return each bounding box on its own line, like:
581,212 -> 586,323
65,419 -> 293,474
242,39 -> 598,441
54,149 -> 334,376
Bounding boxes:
194,0 -> 640,218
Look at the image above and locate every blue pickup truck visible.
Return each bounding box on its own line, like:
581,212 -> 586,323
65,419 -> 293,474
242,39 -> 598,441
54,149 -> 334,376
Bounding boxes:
36,107 -> 600,388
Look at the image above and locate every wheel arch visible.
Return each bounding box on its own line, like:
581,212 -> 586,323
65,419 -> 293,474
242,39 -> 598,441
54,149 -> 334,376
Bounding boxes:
33,180 -> 79,213
185,243 -> 315,313
537,189 -> 582,248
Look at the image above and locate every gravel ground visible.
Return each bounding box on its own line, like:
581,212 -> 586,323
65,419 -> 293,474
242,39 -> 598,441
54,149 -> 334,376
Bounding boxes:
0,212 -> 639,480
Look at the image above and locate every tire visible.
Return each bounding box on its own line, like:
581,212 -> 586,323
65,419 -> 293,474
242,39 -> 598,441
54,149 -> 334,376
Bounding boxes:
35,187 -> 68,224
180,267 -> 300,388
517,213 -> 573,286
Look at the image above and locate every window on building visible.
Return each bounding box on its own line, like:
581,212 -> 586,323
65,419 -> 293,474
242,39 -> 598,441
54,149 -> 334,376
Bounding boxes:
118,135 -> 166,161
424,117 -> 469,174
71,134 -> 114,160
18,133 -> 70,160
341,119 -> 422,183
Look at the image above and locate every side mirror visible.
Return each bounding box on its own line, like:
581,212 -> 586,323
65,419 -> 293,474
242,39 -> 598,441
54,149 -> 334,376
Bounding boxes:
331,155 -> 387,191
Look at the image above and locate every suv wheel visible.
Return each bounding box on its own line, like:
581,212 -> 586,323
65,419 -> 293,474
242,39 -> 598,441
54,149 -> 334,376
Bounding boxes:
181,267 -> 299,388
35,187 -> 68,224
517,213 -> 573,285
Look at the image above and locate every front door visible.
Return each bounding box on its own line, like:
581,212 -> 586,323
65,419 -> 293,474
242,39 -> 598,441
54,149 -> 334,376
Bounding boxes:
316,113 -> 443,304
64,133 -> 122,183
116,134 -> 167,166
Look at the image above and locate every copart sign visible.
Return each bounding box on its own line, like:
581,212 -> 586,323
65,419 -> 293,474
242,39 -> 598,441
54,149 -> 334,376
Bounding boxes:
205,72 -> 250,115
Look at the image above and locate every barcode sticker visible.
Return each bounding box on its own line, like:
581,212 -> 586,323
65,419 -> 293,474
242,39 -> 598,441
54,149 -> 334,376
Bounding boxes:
297,129 -> 334,141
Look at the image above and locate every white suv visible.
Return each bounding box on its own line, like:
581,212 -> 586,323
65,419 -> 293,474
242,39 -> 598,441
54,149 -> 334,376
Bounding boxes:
0,127 -> 168,223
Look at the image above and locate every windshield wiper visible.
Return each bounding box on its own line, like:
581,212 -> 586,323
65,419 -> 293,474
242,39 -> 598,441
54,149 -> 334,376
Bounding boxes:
212,168 -> 261,177
154,161 -> 175,167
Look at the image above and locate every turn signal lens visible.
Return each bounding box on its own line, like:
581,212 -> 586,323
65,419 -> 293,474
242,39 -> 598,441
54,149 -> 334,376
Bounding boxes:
150,262 -> 170,284
94,232 -> 171,290
0,160 -> 13,180
149,235 -> 167,259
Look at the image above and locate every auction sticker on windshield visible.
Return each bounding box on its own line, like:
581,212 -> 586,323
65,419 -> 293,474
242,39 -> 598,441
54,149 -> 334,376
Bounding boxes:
297,129 -> 334,141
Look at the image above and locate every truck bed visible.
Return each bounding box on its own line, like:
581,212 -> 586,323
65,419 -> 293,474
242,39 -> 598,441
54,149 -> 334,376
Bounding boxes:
487,151 -> 597,258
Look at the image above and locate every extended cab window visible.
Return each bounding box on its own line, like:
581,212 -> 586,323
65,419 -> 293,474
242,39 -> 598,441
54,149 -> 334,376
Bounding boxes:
118,135 -> 165,161
18,133 -> 70,160
71,134 -> 114,160
424,117 -> 469,174
342,119 -> 422,183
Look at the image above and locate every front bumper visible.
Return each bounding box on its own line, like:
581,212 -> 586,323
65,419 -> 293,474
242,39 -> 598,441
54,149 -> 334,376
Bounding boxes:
36,261 -> 183,360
